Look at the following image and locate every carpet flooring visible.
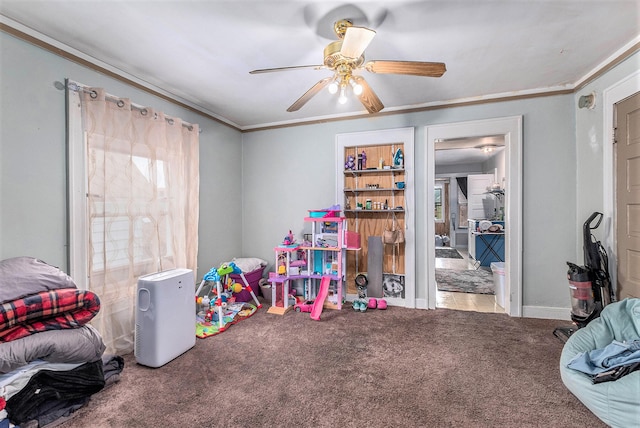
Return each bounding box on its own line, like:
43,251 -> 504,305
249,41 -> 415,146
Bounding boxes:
58,300 -> 604,428
435,247 -> 463,259
436,268 -> 495,294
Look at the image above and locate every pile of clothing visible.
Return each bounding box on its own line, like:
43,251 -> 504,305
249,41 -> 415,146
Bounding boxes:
0,257 -> 123,427
567,338 -> 640,383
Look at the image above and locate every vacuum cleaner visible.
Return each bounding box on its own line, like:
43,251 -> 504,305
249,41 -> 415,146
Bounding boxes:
553,212 -> 615,342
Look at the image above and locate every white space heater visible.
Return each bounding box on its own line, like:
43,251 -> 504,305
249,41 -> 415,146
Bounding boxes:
135,268 -> 196,368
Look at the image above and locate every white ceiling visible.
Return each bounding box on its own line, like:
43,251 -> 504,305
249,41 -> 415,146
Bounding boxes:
1,1 -> 639,131
435,135 -> 505,166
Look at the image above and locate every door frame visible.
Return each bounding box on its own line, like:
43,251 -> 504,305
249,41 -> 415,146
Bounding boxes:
425,116 -> 523,316
335,127 -> 416,307
603,70 -> 640,293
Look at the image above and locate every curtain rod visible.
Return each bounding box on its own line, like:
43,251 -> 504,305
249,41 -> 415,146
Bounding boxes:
64,80 -> 198,132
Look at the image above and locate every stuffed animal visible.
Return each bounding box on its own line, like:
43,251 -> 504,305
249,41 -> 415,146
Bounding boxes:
344,155 -> 355,170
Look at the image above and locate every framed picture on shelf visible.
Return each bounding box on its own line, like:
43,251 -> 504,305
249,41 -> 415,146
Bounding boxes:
382,273 -> 405,298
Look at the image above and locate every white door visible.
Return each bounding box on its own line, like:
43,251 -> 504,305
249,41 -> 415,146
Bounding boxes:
615,91 -> 640,299
467,174 -> 493,219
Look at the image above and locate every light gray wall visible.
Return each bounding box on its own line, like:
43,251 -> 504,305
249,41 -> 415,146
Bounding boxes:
435,162 -> 483,175
243,95 -> 577,309
3,29 -> 636,313
0,31 -> 243,279
574,52 -> 640,252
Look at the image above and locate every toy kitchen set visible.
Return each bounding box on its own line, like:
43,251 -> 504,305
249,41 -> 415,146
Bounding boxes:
466,172 -> 505,268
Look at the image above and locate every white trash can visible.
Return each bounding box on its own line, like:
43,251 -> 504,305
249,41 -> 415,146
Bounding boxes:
490,262 -> 506,308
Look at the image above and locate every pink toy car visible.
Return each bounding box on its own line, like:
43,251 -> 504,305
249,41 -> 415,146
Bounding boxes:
294,300 -> 314,313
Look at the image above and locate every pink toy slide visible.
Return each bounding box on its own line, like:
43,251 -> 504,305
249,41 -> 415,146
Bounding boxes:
310,276 -> 331,321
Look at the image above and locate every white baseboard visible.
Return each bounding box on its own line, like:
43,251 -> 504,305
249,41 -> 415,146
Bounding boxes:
522,305 -> 571,321
415,298 -> 428,309
411,299 -> 571,321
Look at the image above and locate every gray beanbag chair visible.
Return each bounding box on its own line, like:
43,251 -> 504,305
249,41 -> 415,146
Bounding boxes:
559,298 -> 640,428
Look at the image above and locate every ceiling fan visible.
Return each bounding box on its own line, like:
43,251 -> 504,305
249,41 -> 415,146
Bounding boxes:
249,19 -> 446,114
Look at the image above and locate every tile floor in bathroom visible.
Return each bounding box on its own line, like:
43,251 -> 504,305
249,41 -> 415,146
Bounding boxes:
436,247 -> 505,314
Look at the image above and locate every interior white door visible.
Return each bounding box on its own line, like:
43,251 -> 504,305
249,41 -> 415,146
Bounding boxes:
467,174 -> 493,220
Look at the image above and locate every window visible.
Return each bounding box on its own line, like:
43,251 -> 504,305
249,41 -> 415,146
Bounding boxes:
67,82 -> 199,355
457,178 -> 468,228
434,185 -> 444,222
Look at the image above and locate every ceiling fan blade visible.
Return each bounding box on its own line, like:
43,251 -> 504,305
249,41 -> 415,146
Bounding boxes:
364,60 -> 446,77
352,75 -> 384,114
250,65 -> 325,74
287,77 -> 334,112
340,26 -> 376,59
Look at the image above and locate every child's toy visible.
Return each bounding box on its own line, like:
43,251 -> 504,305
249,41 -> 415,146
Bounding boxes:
268,213 -> 357,316
310,276 -> 331,321
229,281 -> 243,294
195,262 -> 262,333
195,265 -> 260,338
217,263 -> 233,277
282,230 -> 296,246
344,155 -> 355,170
294,300 -> 314,313
195,300 -> 258,339
195,267 -> 226,332
226,262 -> 262,308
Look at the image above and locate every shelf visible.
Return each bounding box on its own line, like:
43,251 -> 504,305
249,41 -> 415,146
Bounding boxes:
303,216 -> 345,222
344,209 -> 405,213
344,168 -> 404,175
344,188 -> 404,192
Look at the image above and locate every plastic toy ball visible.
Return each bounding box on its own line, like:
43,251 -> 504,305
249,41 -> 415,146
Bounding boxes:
231,282 -> 242,293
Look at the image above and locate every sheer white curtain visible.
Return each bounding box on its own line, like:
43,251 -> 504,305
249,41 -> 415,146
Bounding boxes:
70,84 -> 199,355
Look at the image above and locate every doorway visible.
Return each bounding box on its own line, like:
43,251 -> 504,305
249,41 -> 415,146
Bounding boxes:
434,138 -> 506,313
425,117 -> 523,316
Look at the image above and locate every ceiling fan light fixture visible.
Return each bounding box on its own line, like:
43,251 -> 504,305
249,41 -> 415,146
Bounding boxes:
252,19 -> 445,115
349,78 -> 363,95
328,79 -> 339,94
477,145 -> 498,153
338,86 -> 348,104
340,26 -> 376,59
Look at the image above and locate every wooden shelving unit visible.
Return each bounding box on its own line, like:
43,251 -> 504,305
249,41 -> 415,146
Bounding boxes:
342,144 -> 406,296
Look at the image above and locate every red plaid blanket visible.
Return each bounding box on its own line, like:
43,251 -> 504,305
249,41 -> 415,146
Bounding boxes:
0,288 -> 100,342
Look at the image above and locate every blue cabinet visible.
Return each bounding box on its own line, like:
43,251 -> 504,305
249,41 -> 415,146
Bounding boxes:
468,220 -> 505,267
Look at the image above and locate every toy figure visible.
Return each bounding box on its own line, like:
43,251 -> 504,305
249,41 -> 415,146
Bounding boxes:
344,155 -> 355,170
283,230 -> 295,246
